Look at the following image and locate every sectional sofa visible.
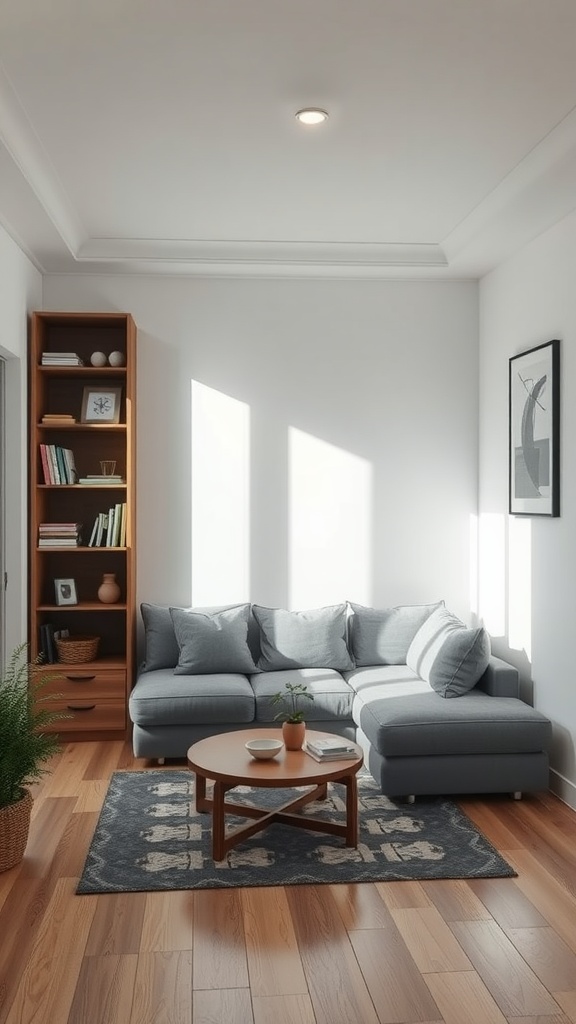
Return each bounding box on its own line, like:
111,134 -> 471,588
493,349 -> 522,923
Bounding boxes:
129,601 -> 552,798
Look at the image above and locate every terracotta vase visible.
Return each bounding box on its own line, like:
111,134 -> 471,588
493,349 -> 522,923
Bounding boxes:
97,572 -> 121,604
282,720 -> 306,751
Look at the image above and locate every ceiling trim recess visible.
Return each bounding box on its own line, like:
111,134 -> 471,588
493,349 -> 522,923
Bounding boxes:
3,69 -> 576,279
0,66 -> 86,258
77,238 -> 448,268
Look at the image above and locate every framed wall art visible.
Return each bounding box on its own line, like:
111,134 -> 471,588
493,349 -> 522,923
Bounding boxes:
509,339 -> 560,517
81,386 -> 122,424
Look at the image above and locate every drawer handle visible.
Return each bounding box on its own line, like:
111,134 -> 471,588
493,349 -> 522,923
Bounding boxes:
67,704 -> 96,712
66,675 -> 96,682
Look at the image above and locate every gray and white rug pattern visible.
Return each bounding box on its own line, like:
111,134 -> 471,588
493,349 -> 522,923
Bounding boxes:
77,770 -> 515,893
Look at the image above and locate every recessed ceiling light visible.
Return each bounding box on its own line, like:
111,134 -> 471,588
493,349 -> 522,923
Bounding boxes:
295,108 -> 329,125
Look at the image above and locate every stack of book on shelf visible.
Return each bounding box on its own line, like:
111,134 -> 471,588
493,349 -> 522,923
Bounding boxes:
41,412 -> 76,425
304,737 -> 358,762
38,523 -> 82,547
40,625 -> 69,663
87,502 -> 127,547
78,473 -> 124,485
39,443 -> 77,484
41,352 -> 84,366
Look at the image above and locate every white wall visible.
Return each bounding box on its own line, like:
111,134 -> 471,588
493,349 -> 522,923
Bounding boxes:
0,225 -> 42,658
43,274 -> 479,638
479,209 -> 576,808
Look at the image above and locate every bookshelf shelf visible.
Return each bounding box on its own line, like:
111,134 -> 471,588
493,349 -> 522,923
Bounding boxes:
29,311 -> 137,740
38,603 -> 129,612
40,366 -> 128,376
37,484 -> 128,490
36,547 -> 128,553
37,424 -> 128,432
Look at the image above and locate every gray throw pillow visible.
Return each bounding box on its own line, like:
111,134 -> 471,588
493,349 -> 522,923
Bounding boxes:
253,604 -> 354,671
406,605 -> 491,697
170,604 -> 258,675
349,601 -> 444,665
141,602 -> 181,671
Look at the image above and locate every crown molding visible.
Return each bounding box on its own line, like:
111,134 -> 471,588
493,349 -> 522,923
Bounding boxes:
442,103 -> 576,274
76,237 -> 449,272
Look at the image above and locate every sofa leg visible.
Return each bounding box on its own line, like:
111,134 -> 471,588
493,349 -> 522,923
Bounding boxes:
512,791 -> 522,800
157,757 -> 165,766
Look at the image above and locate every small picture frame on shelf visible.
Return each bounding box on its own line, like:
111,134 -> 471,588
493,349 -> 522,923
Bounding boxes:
81,386 -> 122,424
54,578 -> 78,606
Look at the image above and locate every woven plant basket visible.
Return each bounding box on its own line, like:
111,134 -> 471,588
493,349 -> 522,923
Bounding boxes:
55,635 -> 100,664
0,789 -> 33,873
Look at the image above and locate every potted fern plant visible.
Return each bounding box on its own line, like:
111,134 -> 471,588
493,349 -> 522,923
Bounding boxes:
271,681 -> 315,750
0,643 -> 65,872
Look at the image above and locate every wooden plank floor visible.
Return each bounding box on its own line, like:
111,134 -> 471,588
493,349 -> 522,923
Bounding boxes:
1,741 -> 576,1024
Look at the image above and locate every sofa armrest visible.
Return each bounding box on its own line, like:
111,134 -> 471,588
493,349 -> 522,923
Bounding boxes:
476,655 -> 519,698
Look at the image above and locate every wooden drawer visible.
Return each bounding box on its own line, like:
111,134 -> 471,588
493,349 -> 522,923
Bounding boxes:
49,699 -> 126,732
41,669 -> 126,700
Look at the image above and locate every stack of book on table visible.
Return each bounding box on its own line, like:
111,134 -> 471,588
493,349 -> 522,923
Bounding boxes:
305,737 -> 358,762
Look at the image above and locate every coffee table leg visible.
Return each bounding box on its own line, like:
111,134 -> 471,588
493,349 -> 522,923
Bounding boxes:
212,779 -> 226,860
344,773 -> 359,846
195,772 -> 209,812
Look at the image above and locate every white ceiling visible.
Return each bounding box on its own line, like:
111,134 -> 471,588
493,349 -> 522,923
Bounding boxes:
1,0 -> 576,278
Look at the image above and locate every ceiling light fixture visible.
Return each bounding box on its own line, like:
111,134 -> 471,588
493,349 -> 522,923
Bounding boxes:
295,108 -> 329,125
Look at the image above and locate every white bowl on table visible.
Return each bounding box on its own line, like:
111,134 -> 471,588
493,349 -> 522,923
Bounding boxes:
245,738 -> 284,760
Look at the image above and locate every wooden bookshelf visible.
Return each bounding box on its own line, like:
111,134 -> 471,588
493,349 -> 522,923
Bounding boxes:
29,312 -> 137,739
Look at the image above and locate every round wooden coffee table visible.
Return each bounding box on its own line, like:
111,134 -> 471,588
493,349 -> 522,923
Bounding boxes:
187,728 -> 363,861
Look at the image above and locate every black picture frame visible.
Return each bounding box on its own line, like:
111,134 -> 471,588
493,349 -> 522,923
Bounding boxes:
509,339 -> 560,517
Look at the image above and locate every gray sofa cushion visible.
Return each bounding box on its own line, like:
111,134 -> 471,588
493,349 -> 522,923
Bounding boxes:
349,601 -> 443,666
129,669 -> 256,726
355,687 -> 552,758
344,664 -> 430,701
406,606 -> 491,697
170,604 -> 258,675
253,604 -> 354,671
141,602 -> 181,671
251,668 -> 354,722
141,601 -> 261,672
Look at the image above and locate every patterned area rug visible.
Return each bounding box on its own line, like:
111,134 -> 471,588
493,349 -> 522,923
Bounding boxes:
77,770 -> 515,893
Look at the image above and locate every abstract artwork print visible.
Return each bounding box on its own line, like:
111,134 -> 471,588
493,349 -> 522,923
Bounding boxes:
509,339 -> 560,517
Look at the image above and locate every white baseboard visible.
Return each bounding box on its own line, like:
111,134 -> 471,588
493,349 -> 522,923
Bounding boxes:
549,768 -> 576,811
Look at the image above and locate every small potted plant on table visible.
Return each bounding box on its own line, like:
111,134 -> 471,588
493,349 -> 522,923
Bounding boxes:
271,681 -> 315,750
0,643 -> 65,872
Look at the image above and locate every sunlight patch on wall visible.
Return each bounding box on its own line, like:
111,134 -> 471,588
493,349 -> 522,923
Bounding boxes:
191,381 -> 249,606
288,427 -> 372,609
478,512 -> 506,636
508,515 -> 532,658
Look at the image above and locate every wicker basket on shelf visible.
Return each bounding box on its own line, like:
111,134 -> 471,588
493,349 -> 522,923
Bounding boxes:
55,635 -> 100,664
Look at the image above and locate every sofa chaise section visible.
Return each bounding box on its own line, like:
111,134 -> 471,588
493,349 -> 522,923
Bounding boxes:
345,657 -> 551,796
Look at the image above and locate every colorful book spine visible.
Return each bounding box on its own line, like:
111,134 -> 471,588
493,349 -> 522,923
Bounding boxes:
39,444 -> 52,484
